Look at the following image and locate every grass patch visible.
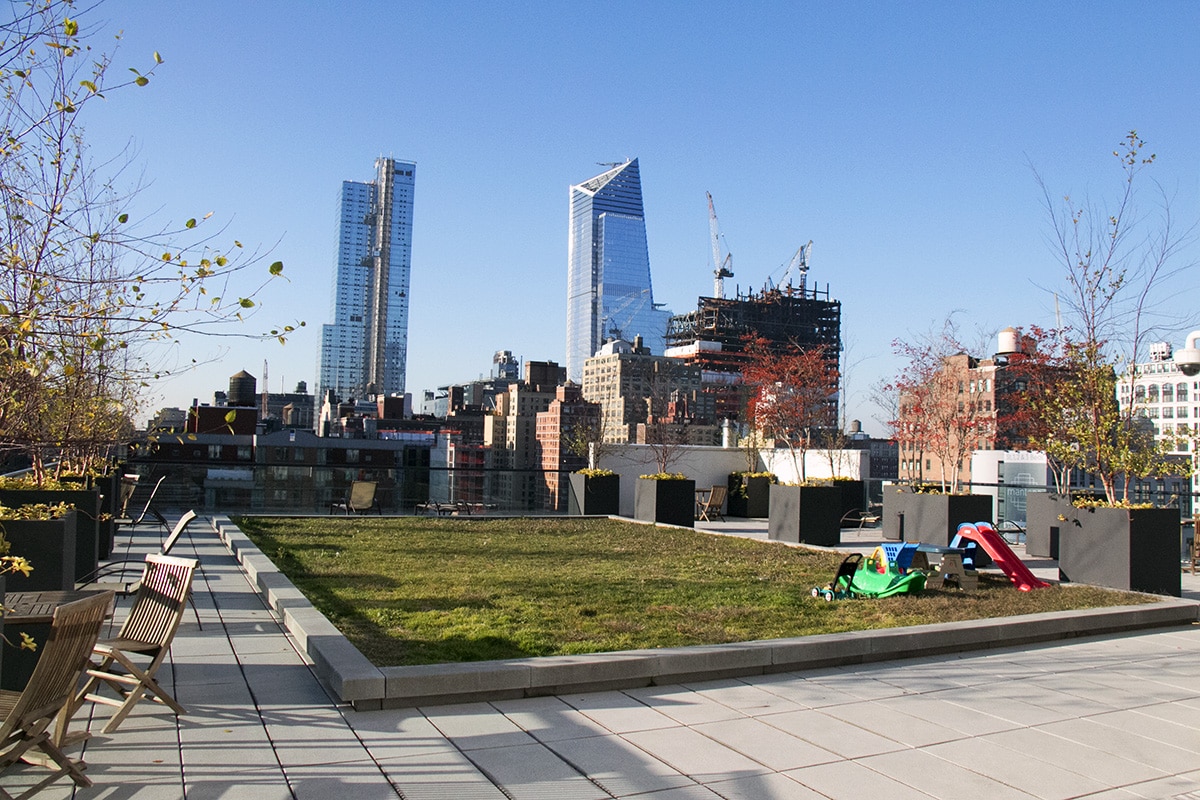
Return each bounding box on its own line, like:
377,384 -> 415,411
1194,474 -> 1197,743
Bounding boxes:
235,516 -> 1154,667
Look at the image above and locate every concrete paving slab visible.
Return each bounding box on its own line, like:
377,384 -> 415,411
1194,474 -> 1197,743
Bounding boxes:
924,734 -> 1111,799
703,771 -> 828,800
756,708 -> 909,760
784,759 -> 939,799
689,716 -> 841,771
561,689 -> 683,734
984,726 -> 1170,787
860,748 -> 1039,800
375,746 -> 509,799
421,701 -> 537,750
621,684 -> 748,726
1038,717 -> 1200,775
683,677 -> 810,716
490,695 -> 615,742
542,734 -> 697,797
460,742 -> 611,800
621,726 -> 772,782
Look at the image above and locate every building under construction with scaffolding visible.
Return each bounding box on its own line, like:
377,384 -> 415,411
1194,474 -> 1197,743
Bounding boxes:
664,283 -> 842,420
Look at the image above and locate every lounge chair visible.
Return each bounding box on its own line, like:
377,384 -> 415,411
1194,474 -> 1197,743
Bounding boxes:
113,475 -> 168,532
696,485 -> 727,522
70,555 -> 198,735
0,592 -> 113,797
330,481 -> 381,515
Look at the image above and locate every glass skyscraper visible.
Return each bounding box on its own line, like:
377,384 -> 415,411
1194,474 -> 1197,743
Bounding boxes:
566,158 -> 671,382
319,157 -> 415,402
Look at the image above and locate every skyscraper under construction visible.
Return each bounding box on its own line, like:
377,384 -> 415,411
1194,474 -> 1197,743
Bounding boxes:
664,283 -> 842,420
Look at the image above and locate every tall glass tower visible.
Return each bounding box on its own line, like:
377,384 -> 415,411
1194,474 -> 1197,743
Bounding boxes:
566,159 -> 671,382
319,157 -> 415,402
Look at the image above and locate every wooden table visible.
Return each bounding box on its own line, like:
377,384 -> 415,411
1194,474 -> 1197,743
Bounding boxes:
4,589 -> 115,625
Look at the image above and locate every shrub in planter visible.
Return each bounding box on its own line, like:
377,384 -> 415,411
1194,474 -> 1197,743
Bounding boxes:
0,503 -> 76,592
568,470 -> 620,516
634,474 -> 695,528
0,484 -> 100,582
726,472 -> 775,518
882,485 -> 991,546
768,483 -> 841,546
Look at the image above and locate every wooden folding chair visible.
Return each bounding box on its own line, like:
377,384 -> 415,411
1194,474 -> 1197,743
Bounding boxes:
696,485 -> 727,522
0,592 -> 113,799
70,555 -> 197,735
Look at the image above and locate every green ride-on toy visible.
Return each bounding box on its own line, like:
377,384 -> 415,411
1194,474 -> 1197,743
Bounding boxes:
811,551 -> 927,601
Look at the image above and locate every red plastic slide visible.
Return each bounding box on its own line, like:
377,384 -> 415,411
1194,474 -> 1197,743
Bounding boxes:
955,522 -> 1049,592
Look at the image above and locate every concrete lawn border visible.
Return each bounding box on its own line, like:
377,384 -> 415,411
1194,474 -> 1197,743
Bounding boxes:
210,515 -> 1200,710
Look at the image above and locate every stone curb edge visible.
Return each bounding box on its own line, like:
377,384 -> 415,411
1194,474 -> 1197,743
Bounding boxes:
209,515 -> 1200,710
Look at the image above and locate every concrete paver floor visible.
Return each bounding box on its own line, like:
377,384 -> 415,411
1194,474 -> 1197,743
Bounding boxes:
4,517 -> 1200,799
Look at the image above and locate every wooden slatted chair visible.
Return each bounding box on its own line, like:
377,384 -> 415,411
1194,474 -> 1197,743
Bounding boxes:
69,555 -> 197,735
0,591 -> 113,798
696,485 -> 727,522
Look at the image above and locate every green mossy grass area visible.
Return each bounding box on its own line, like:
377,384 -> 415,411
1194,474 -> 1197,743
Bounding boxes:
235,516 -> 1152,667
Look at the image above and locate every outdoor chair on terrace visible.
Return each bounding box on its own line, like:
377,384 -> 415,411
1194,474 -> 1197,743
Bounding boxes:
330,481 -> 381,515
68,555 -> 197,737
696,485 -> 727,522
78,511 -> 202,628
0,591 -> 113,798
114,475 -> 168,533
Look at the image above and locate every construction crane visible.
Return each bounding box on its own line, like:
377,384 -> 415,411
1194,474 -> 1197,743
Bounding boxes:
707,192 -> 734,298
781,240 -> 813,295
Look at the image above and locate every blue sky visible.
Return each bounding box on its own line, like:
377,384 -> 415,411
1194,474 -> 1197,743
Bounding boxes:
80,1 -> 1200,433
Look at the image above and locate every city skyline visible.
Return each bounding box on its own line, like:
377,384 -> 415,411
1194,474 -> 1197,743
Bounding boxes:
76,2 -> 1200,433
566,159 -> 672,382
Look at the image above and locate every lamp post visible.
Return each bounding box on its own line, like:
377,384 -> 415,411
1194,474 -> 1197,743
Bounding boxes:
1172,331 -> 1200,521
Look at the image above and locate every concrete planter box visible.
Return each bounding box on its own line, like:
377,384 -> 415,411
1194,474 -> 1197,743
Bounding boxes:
567,473 -> 620,516
0,511 -> 77,591
0,487 -> 100,581
768,484 -> 841,546
883,488 -> 991,546
832,479 -> 866,524
1058,503 -> 1181,596
726,474 -> 772,518
634,478 -> 695,528
1025,492 -> 1063,559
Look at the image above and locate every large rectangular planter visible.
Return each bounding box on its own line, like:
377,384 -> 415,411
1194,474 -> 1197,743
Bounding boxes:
0,512 -> 78,591
832,480 -> 866,524
634,479 -> 695,528
882,488 -> 992,546
768,484 -> 841,546
1025,492 -> 1062,559
0,487 -> 100,581
567,473 -> 620,516
726,474 -> 772,518
1058,504 -> 1181,596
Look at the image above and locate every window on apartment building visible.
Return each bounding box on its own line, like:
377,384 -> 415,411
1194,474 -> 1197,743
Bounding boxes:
1178,384 -> 1189,401
1163,407 -> 1174,418
1163,384 -> 1174,402
208,445 -> 222,459
1148,385 -> 1159,402
1179,407 -> 1188,418
1135,385 -> 1146,401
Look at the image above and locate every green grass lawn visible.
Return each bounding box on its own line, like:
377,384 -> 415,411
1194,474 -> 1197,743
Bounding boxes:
235,516 -> 1152,667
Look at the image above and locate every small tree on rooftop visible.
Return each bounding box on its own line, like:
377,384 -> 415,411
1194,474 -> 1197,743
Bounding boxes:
1030,131 -> 1194,505
0,1 -> 298,482
741,335 -> 839,483
882,317 -> 991,494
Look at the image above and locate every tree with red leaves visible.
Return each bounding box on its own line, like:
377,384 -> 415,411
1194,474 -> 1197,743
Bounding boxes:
741,336 -> 839,483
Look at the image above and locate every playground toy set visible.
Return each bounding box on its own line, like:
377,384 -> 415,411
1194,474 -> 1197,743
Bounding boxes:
811,520 -> 1048,601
